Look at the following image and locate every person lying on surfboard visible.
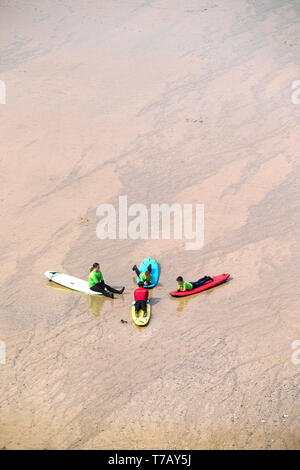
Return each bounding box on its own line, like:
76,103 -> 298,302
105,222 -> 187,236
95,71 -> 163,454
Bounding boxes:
89,263 -> 125,298
132,263 -> 153,285
176,275 -> 214,292
134,281 -> 148,317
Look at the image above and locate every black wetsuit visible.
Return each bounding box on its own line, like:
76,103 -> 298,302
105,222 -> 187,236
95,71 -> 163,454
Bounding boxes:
90,281 -> 123,297
135,300 -> 147,314
191,276 -> 213,289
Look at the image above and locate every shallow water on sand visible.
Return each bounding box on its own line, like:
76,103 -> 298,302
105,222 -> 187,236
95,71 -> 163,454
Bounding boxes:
0,0 -> 300,449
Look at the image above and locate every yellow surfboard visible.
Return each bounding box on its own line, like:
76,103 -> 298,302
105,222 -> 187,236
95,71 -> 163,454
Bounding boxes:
131,300 -> 151,326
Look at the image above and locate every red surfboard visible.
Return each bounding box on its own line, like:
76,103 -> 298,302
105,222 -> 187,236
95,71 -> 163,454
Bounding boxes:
170,273 -> 230,297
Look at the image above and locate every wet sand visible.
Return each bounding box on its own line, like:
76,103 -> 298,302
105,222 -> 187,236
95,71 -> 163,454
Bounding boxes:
0,0 -> 300,449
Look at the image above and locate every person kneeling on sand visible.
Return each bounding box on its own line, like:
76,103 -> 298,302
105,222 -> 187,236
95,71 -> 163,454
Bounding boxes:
134,281 -> 148,317
132,263 -> 153,286
176,275 -> 214,292
89,262 -> 125,298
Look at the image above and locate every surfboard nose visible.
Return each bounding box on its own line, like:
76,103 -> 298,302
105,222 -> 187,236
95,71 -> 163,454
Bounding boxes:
44,271 -> 58,279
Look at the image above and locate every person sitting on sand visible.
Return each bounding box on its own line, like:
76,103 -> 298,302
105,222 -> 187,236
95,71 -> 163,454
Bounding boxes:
89,263 -> 125,298
134,281 -> 148,317
132,263 -> 153,286
176,275 -> 214,292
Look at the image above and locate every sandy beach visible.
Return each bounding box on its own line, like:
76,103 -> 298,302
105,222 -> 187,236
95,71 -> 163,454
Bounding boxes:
0,0 -> 299,449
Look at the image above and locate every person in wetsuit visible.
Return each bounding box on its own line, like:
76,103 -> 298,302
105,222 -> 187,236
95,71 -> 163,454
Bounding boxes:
134,281 -> 149,317
176,275 -> 214,292
132,263 -> 152,286
89,263 -> 125,298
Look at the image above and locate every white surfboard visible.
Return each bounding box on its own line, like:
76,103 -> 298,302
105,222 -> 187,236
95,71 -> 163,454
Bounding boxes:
44,271 -> 102,295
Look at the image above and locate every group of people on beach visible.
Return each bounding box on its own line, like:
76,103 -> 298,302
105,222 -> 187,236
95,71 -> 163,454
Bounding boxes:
89,262 -> 214,317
